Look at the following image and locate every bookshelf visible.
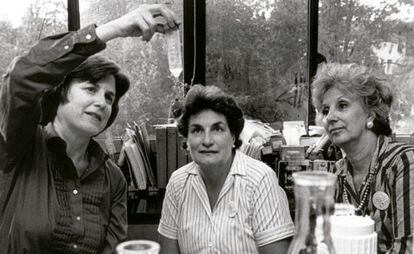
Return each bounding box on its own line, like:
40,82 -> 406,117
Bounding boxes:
100,124 -> 189,225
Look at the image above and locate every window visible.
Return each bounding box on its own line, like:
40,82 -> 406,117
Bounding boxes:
0,0 -> 184,137
206,0 -> 308,129
0,0 -> 67,79
80,0 -> 184,136
319,0 -> 414,134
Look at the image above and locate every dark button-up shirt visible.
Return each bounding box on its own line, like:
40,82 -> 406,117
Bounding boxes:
0,25 -> 127,254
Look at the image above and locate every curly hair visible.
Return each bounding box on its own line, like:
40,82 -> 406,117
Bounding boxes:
312,63 -> 393,136
177,85 -> 244,149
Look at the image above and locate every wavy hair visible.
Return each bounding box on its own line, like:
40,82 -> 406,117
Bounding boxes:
41,56 -> 130,131
312,63 -> 393,136
177,85 -> 244,149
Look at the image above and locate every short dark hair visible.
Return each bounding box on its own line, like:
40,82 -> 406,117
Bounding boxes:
177,85 -> 244,149
40,56 -> 130,130
312,63 -> 393,136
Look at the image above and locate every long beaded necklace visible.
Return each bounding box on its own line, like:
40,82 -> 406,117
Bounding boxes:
342,138 -> 382,215
342,166 -> 378,214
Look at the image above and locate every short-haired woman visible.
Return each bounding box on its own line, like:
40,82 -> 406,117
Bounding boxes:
158,85 -> 294,254
313,63 -> 414,253
0,4 -> 179,253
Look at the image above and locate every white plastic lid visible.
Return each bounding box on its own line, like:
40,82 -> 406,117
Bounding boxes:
331,215 -> 375,236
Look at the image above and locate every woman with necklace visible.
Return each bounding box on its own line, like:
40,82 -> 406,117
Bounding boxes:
312,63 -> 413,253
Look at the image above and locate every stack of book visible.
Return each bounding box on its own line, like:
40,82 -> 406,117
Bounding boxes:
154,124 -> 192,188
118,122 -> 156,191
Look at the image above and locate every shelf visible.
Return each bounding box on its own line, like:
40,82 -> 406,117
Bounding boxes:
127,189 -> 165,225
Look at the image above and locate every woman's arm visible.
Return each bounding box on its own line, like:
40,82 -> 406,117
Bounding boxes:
159,234 -> 181,254
259,238 -> 292,254
0,4 -> 179,172
251,166 -> 295,253
386,149 -> 414,253
158,172 -> 182,253
101,162 -> 128,254
0,26 -> 106,171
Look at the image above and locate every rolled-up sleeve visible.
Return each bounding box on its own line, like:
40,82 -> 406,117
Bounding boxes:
252,170 -> 295,247
158,175 -> 180,240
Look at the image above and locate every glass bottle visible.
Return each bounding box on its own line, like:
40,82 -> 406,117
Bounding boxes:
287,171 -> 337,254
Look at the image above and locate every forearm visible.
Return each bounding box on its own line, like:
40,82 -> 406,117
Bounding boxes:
102,169 -> 128,253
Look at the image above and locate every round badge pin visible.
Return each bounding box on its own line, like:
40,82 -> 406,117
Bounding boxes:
372,191 -> 390,210
227,201 -> 238,218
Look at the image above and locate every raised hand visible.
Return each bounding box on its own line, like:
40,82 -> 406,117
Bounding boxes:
96,4 -> 180,42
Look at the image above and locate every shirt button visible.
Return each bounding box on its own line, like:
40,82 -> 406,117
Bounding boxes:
64,45 -> 69,50
208,242 -> 213,247
73,189 -> 78,195
76,216 -> 81,221
73,244 -> 78,249
86,34 -> 92,40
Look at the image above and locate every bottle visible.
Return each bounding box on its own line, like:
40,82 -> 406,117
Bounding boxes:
287,171 -> 337,254
166,29 -> 183,79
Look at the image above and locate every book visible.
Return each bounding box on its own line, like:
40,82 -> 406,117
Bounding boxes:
132,123 -> 156,187
167,126 -> 177,180
177,133 -> 187,168
124,139 -> 147,190
155,127 -> 167,188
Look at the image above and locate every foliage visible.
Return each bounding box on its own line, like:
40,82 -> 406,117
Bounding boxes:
206,0 -> 414,130
318,0 -> 414,132
206,0 -> 308,124
0,0 -> 413,133
0,0 -> 184,137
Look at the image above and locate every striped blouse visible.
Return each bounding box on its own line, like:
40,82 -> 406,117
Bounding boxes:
335,135 -> 414,253
158,151 -> 295,254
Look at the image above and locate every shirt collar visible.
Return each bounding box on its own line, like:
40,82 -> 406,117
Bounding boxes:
43,122 -> 108,178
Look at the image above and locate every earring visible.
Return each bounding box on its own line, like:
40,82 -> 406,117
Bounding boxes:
367,121 -> 374,129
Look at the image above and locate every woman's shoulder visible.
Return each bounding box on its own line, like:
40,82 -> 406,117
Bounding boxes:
375,139 -> 414,184
382,139 -> 414,165
103,158 -> 127,188
168,162 -> 197,187
236,151 -> 276,184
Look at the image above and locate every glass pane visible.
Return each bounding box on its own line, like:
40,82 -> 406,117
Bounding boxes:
206,0 -> 308,128
0,0 -> 67,79
80,0 -> 184,137
318,0 -> 414,134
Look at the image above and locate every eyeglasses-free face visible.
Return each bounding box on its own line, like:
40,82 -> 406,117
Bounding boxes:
55,75 -> 116,138
320,87 -> 373,148
187,109 -> 235,169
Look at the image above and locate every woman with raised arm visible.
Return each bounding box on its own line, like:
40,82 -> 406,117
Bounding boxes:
0,4 -> 179,253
